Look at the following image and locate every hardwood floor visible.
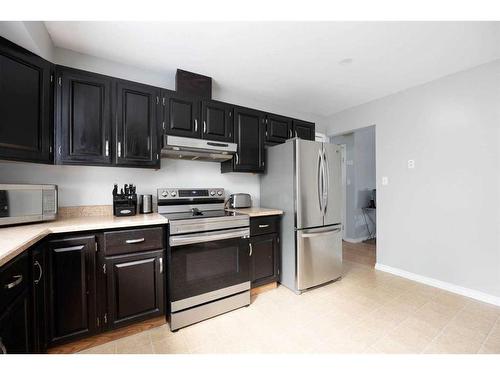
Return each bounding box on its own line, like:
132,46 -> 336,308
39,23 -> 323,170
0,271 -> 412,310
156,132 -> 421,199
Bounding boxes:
342,239 -> 376,267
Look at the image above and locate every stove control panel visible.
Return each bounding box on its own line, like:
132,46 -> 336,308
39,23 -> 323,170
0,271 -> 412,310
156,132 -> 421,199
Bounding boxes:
157,188 -> 225,201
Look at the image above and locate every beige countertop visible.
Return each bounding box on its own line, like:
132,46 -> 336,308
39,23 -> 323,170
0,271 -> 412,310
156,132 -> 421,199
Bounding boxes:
227,207 -> 283,217
0,214 -> 169,267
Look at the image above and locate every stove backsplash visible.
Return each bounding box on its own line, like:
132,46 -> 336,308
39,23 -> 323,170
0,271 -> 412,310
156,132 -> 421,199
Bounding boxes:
0,159 -> 260,208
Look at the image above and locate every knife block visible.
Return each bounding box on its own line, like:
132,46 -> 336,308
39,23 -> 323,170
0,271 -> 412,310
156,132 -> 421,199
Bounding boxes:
113,194 -> 137,216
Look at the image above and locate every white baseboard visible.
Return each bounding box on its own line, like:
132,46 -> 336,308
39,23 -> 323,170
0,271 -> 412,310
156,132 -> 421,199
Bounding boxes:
375,263 -> 500,307
343,236 -> 371,243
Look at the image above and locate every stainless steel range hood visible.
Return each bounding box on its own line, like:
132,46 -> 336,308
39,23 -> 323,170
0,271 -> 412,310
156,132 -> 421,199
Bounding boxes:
161,135 -> 237,162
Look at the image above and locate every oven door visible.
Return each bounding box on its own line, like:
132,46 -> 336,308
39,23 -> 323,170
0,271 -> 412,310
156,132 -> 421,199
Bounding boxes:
168,227 -> 250,310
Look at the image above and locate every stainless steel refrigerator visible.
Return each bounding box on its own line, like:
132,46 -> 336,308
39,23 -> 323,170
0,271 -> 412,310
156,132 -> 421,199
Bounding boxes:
260,138 -> 342,294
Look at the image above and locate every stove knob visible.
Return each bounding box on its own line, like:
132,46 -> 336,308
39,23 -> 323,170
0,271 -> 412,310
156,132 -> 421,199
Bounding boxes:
170,191 -> 177,197
210,191 -> 216,196
217,190 -> 223,196
161,191 -> 168,198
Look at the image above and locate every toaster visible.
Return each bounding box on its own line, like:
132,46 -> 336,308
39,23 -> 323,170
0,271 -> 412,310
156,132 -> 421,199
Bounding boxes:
228,193 -> 252,209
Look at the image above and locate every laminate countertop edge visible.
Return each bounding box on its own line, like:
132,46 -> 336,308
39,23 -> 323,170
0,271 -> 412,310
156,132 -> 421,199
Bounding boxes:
0,214 -> 169,267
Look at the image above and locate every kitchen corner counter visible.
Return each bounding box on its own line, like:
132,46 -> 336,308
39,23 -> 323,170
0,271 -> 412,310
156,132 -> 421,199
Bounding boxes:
0,213 -> 169,267
226,207 -> 283,217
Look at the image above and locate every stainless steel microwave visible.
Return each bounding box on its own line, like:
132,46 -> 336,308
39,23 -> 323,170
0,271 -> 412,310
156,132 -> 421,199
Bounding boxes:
0,184 -> 58,226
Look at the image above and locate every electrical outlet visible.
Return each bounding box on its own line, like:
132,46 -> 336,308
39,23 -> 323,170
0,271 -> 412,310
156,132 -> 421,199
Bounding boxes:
408,159 -> 415,169
382,176 -> 389,185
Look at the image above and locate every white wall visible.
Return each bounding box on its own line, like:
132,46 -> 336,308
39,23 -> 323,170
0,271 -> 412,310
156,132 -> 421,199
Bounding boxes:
0,21 -> 326,209
332,126 -> 376,241
326,60 -> 500,299
0,159 -> 260,208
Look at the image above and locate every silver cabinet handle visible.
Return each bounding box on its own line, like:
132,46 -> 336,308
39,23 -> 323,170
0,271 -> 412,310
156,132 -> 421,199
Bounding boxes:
203,120 -> 207,133
258,224 -> 270,228
125,238 -> 145,244
194,119 -> 198,132
4,275 -> 23,289
105,140 -> 109,156
249,243 -> 253,256
34,261 -> 43,285
0,338 -> 6,354
117,141 -> 122,157
235,153 -> 239,165
289,129 -> 293,138
159,257 -> 163,274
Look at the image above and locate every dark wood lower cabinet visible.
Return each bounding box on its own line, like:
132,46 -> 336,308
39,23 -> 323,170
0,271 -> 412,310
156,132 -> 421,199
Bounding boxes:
104,250 -> 164,330
250,233 -> 280,287
249,216 -> 281,288
31,245 -> 47,353
0,290 -> 31,354
46,235 -> 97,346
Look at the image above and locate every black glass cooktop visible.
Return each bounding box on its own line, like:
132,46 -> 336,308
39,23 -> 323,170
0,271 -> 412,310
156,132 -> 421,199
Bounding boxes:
162,209 -> 244,222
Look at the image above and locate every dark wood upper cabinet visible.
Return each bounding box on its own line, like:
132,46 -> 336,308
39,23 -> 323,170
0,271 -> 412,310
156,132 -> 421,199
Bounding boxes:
163,91 -> 200,139
104,250 -> 164,330
46,235 -> 97,346
0,36 -> 53,164
115,80 -> 160,168
201,101 -> 233,142
265,114 -> 293,144
221,107 -> 265,173
292,120 -> 315,141
55,66 -> 113,165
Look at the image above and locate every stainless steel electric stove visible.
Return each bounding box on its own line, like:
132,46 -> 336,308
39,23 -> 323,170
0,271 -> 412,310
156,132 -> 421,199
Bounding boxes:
157,188 -> 251,331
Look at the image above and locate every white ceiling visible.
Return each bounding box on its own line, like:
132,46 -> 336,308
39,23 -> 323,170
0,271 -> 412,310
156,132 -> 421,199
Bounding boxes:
44,21 -> 500,117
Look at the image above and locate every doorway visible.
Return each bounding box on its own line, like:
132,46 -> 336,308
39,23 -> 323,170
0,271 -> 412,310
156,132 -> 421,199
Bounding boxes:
331,125 -> 376,267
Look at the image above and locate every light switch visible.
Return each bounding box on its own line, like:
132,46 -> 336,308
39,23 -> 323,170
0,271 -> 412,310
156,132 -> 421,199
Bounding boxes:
408,160 -> 415,169
382,176 -> 389,185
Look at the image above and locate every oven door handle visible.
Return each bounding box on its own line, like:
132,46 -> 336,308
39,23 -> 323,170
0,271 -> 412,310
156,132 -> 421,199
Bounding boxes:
169,228 -> 250,247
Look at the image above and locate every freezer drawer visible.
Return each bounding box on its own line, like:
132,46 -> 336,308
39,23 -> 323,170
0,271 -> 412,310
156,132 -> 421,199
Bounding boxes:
296,225 -> 342,291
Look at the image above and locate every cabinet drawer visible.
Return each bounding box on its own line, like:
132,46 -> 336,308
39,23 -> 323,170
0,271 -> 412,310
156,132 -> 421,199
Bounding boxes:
250,216 -> 280,236
0,252 -> 29,312
103,227 -> 164,256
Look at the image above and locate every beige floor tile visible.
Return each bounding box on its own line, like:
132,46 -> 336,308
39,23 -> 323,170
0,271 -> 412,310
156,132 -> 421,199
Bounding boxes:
424,324 -> 486,354
115,331 -> 152,354
78,341 -> 117,354
74,242 -> 497,355
449,309 -> 497,336
152,334 -> 189,354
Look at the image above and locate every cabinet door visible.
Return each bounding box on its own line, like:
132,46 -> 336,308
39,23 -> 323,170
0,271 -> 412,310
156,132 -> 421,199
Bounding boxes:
55,66 -> 112,165
104,250 -> 164,330
265,114 -> 292,144
292,120 -> 315,141
115,81 -> 160,168
163,92 -> 201,138
0,290 -> 31,354
46,236 -> 97,346
222,107 -> 265,173
250,233 -> 279,287
201,101 -> 233,142
31,246 -> 47,353
0,36 -> 53,164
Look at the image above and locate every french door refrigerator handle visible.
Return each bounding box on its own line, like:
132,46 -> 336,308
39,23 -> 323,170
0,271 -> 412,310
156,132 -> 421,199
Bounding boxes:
323,147 -> 330,215
300,227 -> 341,238
317,148 -> 323,214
